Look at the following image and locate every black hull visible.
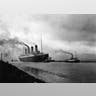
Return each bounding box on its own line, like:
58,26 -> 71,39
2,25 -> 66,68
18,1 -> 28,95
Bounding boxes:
65,59 -> 80,63
19,54 -> 49,62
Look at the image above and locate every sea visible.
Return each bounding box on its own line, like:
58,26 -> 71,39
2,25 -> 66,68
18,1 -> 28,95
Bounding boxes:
11,61 -> 96,83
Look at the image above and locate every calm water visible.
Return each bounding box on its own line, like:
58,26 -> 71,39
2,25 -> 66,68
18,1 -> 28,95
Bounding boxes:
12,61 -> 96,83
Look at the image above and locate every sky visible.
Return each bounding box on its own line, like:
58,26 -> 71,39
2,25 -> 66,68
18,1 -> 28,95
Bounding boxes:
0,0 -> 96,60
0,14 -> 96,60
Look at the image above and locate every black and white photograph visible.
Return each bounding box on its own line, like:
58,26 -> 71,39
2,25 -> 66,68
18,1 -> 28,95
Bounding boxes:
1,0 -> 96,95
1,14 -> 96,83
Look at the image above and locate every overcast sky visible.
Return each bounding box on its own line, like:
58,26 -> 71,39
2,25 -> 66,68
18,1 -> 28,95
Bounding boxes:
0,1 -> 96,60
0,14 -> 96,57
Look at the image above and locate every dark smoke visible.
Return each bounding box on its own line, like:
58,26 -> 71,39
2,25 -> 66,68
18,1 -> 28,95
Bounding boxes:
55,49 -> 74,59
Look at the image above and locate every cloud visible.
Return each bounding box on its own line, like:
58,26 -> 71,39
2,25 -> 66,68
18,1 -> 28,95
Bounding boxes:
0,14 -> 96,60
29,15 -> 96,58
32,14 -> 96,43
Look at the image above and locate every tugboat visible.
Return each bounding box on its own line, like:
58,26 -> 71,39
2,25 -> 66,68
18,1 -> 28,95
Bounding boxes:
19,44 -> 50,62
64,52 -> 80,63
65,57 -> 80,63
55,49 -> 80,63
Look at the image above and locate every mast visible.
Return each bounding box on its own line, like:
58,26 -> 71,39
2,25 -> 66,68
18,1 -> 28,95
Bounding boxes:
41,32 -> 43,53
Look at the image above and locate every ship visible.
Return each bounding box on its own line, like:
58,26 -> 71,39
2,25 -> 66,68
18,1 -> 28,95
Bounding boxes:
64,52 -> 80,63
65,57 -> 80,63
55,49 -> 80,63
19,44 -> 50,62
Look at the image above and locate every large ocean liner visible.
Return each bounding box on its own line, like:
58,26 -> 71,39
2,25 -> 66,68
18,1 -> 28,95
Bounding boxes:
19,44 -> 50,62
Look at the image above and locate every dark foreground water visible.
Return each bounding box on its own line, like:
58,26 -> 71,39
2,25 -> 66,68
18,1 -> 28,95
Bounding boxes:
0,61 -> 45,83
1,60 -> 96,83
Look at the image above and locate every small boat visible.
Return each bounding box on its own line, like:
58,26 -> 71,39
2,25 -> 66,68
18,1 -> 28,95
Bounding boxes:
55,49 -> 80,63
65,57 -> 80,63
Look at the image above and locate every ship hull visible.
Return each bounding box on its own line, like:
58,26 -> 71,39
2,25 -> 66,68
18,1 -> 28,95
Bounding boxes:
19,54 -> 49,62
65,58 -> 80,63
